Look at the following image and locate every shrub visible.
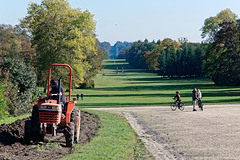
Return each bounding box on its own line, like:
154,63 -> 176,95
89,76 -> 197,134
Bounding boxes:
0,58 -> 39,116
0,81 -> 9,119
77,79 -> 95,89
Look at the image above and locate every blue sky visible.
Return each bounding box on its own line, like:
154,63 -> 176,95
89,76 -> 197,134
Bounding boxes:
0,0 -> 240,45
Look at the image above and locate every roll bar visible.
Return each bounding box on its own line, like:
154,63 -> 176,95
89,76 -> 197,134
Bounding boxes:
47,64 -> 72,100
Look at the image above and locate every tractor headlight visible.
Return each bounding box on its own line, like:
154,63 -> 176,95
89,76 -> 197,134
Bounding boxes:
40,105 -> 60,110
40,105 -> 46,109
52,106 -> 58,110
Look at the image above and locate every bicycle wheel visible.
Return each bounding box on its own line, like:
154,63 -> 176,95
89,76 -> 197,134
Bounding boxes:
200,103 -> 203,111
179,103 -> 185,111
171,103 -> 177,111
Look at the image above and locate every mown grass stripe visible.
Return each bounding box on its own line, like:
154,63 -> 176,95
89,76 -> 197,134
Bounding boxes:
61,109 -> 137,160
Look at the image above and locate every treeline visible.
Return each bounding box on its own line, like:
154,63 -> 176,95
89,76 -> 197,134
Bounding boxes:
118,9 -> 240,86
118,39 -> 206,77
0,24 -> 40,118
99,41 -> 133,59
0,0 -> 104,118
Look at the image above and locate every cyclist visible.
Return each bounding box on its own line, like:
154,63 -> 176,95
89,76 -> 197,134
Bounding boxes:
173,91 -> 182,108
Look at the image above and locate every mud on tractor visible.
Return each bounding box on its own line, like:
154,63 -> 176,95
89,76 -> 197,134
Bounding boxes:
24,64 -> 80,147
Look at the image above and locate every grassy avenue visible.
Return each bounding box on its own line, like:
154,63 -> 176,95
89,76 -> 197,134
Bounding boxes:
74,59 -> 240,108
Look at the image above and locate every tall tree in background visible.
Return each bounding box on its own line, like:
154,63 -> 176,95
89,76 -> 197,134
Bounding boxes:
201,8 -> 237,42
195,45 -> 205,76
0,25 -> 21,58
126,41 -> 156,69
80,40 -> 105,88
0,25 -> 39,116
21,0 -> 98,87
203,21 -> 240,85
0,24 -> 36,65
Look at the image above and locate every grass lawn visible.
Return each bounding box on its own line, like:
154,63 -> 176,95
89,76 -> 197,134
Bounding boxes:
72,59 -> 240,108
61,109 -> 151,160
0,114 -> 30,125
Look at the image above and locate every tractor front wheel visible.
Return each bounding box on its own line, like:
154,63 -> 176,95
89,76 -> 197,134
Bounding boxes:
65,122 -> 75,147
24,120 -> 32,144
31,105 -> 44,141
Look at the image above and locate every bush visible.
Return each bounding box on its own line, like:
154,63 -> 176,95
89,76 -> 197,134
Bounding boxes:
77,79 -> 95,89
0,58 -> 39,116
0,81 -> 9,119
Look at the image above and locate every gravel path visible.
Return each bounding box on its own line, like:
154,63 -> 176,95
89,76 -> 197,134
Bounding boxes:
88,104 -> 240,160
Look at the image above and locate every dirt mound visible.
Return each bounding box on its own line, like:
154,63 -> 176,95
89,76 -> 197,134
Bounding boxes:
0,111 -> 99,160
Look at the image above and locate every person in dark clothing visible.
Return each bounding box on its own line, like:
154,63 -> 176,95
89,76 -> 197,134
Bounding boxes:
76,93 -> 80,100
192,88 -> 197,111
80,93 -> 84,100
40,79 -> 65,104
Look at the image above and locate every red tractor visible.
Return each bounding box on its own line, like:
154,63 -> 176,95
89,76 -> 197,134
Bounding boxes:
25,64 -> 80,147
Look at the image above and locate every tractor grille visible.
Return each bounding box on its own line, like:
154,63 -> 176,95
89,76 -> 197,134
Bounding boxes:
39,110 -> 61,124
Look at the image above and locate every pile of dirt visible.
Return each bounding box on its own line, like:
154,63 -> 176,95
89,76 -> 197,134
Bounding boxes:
0,111 -> 99,160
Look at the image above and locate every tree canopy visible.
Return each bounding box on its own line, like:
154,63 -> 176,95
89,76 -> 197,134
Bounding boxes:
203,21 -> 240,85
201,8 -> 238,42
21,0 -> 99,87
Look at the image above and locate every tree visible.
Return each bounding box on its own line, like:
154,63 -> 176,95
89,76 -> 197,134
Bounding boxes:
201,8 -> 237,42
124,41 -> 156,69
99,42 -> 111,58
147,39 -> 204,77
21,0 -> 98,87
195,45 -> 205,76
0,24 -> 21,58
0,24 -> 39,116
203,21 -> 240,85
79,40 -> 105,88
146,38 -> 182,76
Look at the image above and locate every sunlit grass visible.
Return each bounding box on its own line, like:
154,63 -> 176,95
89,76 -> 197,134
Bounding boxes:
61,109 -> 138,160
0,114 -> 30,125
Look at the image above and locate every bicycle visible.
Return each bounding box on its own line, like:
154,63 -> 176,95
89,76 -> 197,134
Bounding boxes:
197,99 -> 203,111
170,101 -> 184,111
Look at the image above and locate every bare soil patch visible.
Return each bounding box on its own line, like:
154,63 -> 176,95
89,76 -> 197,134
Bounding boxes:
0,112 -> 99,160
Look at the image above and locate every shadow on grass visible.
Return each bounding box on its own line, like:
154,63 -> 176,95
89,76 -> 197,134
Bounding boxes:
93,83 -> 240,93
78,98 -> 240,108
84,91 -> 240,98
203,98 -> 240,104
78,102 -> 167,108
126,77 -> 211,84
103,63 -> 132,70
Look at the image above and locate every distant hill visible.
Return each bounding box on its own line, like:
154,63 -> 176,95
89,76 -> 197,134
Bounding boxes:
99,41 -> 134,59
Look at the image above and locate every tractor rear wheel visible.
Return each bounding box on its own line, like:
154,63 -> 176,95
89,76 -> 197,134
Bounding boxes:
65,122 -> 75,147
71,107 -> 81,143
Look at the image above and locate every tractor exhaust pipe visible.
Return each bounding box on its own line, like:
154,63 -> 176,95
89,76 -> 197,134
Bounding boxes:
58,76 -> 62,104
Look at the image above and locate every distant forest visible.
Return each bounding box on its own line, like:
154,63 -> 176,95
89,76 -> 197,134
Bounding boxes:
99,41 -> 133,59
101,9 -> 240,86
